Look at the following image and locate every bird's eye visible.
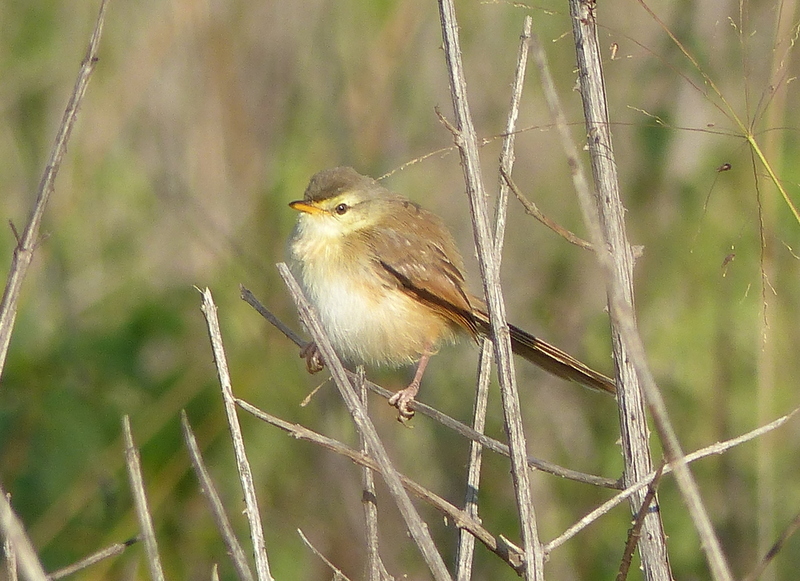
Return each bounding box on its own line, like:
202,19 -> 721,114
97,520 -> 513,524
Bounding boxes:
334,203 -> 349,215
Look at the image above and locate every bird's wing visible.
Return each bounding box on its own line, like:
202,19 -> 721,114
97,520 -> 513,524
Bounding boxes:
362,201 -> 479,337
362,201 -> 616,394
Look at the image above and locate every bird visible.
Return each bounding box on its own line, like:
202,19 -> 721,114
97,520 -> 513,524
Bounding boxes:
287,166 -> 615,419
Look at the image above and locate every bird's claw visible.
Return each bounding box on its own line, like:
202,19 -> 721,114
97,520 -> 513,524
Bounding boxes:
300,342 -> 325,374
388,386 -> 418,422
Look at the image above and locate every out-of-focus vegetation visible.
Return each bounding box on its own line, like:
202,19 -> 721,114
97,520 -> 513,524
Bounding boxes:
1,0 -> 798,579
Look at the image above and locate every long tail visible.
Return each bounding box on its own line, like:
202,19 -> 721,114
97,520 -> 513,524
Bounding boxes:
473,310 -> 616,395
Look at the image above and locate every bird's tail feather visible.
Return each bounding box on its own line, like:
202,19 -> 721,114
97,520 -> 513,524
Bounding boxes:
473,310 -> 616,395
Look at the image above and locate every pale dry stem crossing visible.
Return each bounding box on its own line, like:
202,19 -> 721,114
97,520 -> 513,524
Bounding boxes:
200,288 -> 274,581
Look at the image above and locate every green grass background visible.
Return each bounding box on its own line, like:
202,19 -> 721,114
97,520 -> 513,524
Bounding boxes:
1,0 -> 799,579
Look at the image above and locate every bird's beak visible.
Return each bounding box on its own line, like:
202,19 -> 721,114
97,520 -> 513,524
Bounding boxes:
289,200 -> 324,215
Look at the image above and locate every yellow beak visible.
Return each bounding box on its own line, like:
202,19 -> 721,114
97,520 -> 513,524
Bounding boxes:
289,200 -> 325,215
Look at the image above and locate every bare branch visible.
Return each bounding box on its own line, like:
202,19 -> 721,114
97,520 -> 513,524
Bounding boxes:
49,538 -> 138,580
180,411 -> 256,581
237,398 -> 525,573
0,490 -> 47,581
0,0 -> 110,381
297,529 -> 353,581
458,15 -> 533,580
502,169 -> 594,251
277,264 -> 451,580
122,416 -> 165,581
744,508 -> 800,581
240,286 -> 306,349
545,408 -> 798,552
617,465 -> 665,581
566,2 -> 732,578
199,288 -> 273,581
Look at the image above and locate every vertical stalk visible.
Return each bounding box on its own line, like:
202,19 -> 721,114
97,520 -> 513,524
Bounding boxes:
437,1 -> 544,578
567,1 -> 672,579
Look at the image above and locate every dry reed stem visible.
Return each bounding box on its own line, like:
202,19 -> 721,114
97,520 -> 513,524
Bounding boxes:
566,3 -> 733,577
276,265 -> 452,580
297,529 -> 354,581
199,288 -> 274,581
437,1 -> 543,576
236,398 -> 526,573
617,465 -> 665,581
545,406 -> 797,552
122,416 -> 166,581
562,3 -> 668,579
0,490 -> 48,581
180,411 -> 256,581
456,15 -> 533,580
0,0 -> 109,382
3,521 -> 18,581
355,368 -> 391,581
48,538 -> 138,580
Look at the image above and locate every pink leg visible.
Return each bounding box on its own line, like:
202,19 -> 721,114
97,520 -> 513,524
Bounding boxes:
388,353 -> 432,421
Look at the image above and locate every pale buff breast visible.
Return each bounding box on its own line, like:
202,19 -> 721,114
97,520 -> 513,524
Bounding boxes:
289,216 -> 457,365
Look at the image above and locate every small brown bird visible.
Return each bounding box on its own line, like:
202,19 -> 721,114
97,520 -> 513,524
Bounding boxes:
288,167 -> 615,419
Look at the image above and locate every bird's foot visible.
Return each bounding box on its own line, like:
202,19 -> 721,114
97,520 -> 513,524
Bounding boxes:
388,382 -> 420,422
299,342 -> 325,374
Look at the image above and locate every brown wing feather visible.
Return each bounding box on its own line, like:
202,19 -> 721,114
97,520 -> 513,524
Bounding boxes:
361,199 -> 479,336
362,196 -> 615,395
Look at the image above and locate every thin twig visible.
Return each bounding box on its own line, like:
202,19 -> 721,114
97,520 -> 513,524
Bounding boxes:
0,489 -> 47,581
370,377 -> 618,486
545,407 -> 798,553
297,529 -> 353,581
493,15 -> 531,261
0,0 -> 109,381
439,1 -> 544,576
502,169 -> 594,251
49,538 -> 139,580
456,338 -> 494,581
239,287 -> 619,489
277,264 -> 452,580
743,509 -> 800,581
356,368 -> 390,581
237,398 -> 525,573
241,286 -> 306,348
4,515 -> 18,581
199,288 -> 274,581
617,465 -> 665,581
457,16 -> 533,581
122,416 -> 166,581
180,411 -> 256,581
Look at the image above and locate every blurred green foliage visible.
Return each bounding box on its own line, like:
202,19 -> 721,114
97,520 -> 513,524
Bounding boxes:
1,0 -> 799,579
